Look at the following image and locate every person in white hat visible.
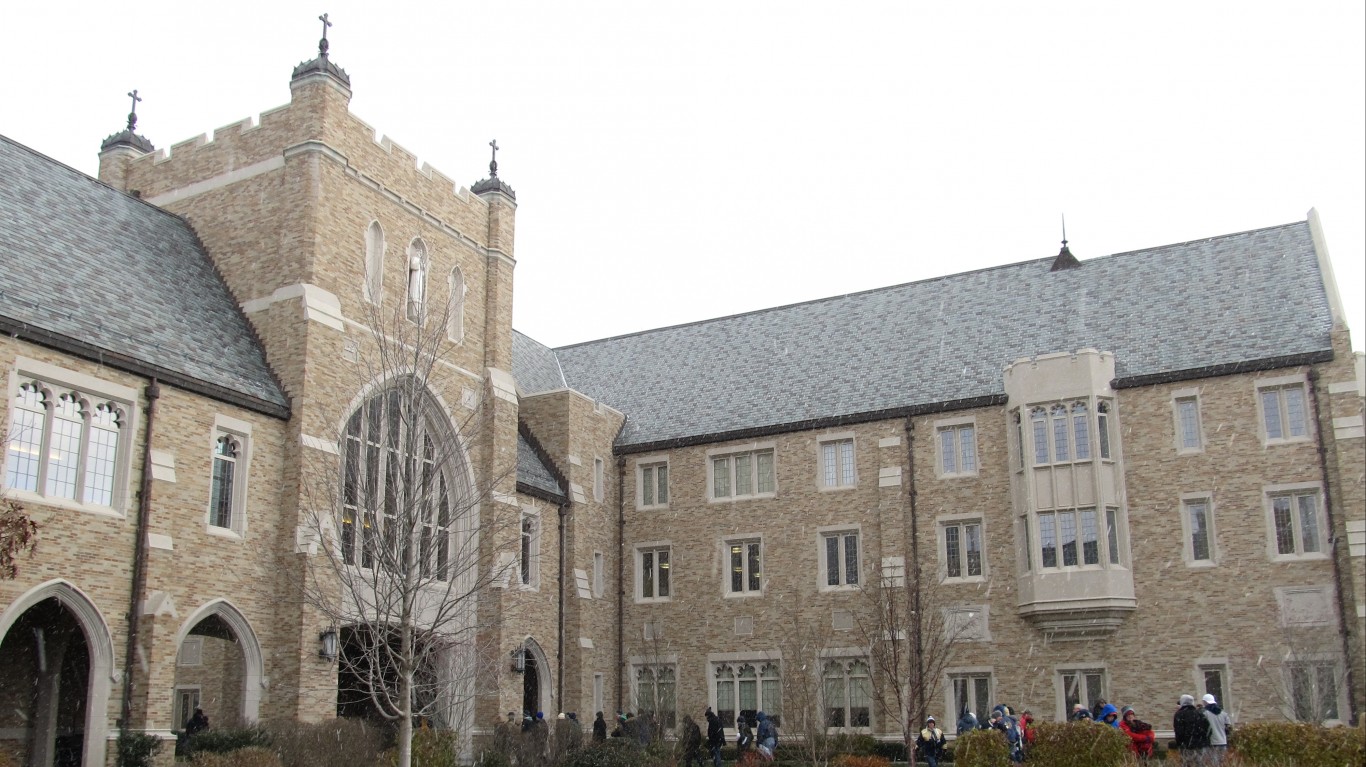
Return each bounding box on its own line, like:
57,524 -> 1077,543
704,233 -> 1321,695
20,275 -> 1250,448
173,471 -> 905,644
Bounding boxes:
916,715 -> 946,767
1201,693 -> 1232,763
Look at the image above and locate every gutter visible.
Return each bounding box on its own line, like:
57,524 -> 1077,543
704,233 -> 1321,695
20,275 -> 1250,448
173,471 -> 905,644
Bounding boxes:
616,454 -> 626,715
557,503 -> 567,709
119,379 -> 160,731
903,417 -> 925,720
1307,367 -> 1360,725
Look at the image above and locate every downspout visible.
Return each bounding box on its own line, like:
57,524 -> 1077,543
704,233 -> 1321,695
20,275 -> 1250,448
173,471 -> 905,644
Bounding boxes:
557,503 -> 567,708
1307,367 -> 1360,724
120,379 -> 160,731
616,455 -> 626,714
903,417 -> 925,721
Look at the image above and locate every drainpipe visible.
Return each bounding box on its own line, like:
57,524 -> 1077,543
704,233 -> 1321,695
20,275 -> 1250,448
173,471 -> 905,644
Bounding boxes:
557,502 -> 567,708
616,455 -> 626,714
120,379 -> 159,732
1307,367 -> 1360,725
903,417 -> 925,722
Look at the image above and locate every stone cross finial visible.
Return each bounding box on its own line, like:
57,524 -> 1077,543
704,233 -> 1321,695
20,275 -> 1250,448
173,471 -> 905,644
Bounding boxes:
126,90 -> 142,132
1060,213 -> 1068,248
488,139 -> 500,178
318,13 -> 332,58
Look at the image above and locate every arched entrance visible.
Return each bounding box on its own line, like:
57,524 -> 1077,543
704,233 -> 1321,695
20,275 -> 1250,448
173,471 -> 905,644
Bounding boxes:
173,600 -> 264,729
519,639 -> 551,717
0,581 -> 113,767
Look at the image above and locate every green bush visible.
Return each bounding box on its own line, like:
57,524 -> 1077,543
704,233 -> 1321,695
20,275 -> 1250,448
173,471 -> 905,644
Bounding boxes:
562,738 -> 653,767
116,731 -> 162,767
950,729 -> 1008,767
826,734 -> 879,756
1025,722 -> 1130,767
190,746 -> 285,767
266,718 -> 386,767
189,727 -> 272,754
1232,721 -> 1365,767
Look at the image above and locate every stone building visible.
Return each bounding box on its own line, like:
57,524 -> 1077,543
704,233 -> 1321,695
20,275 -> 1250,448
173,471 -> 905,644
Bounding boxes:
0,39 -> 1362,767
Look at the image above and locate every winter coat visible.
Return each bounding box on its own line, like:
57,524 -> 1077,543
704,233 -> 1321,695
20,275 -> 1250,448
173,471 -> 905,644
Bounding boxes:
593,715 -> 607,742
1173,704 -> 1210,750
1120,717 -> 1156,758
957,711 -> 978,735
916,726 -> 946,758
706,711 -> 725,747
756,712 -> 777,748
1098,704 -> 1121,728
1203,704 -> 1232,747
680,717 -> 703,757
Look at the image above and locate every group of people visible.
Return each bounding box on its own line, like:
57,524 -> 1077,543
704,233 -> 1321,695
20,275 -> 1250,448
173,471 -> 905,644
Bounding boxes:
492,710 -> 586,767
915,692 -> 1231,765
675,708 -> 779,766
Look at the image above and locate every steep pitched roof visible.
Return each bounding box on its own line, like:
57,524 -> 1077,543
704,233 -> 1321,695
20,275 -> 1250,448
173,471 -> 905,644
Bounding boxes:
517,429 -> 567,503
0,135 -> 289,417
516,221 -> 1333,450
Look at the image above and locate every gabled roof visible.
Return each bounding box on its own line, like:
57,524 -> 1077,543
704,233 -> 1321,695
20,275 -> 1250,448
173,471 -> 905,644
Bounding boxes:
514,221 -> 1333,451
516,428 -> 567,504
0,135 -> 289,417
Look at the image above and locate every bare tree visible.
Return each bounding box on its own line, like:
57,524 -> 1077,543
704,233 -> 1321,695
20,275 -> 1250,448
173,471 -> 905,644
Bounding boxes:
632,617 -> 677,741
1237,625 -> 1352,725
0,496 -> 37,580
299,299 -> 518,767
858,559 -> 985,765
776,609 -> 843,767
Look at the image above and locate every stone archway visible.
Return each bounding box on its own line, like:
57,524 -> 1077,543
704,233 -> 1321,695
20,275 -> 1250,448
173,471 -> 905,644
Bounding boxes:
520,638 -> 552,718
0,580 -> 113,767
172,600 -> 264,727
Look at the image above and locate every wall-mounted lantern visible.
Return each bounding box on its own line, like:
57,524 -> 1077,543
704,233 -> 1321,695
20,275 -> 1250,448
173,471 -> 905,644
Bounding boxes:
510,646 -> 525,674
319,628 -> 339,661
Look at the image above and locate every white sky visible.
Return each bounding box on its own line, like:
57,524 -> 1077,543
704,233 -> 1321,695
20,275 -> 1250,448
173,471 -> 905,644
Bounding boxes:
5,2 -> 1363,352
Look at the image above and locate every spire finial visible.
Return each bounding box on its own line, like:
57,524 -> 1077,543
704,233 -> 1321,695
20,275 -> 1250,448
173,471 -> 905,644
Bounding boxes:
318,13 -> 332,58
126,89 -> 142,132
488,139 -> 500,178
1060,213 -> 1068,248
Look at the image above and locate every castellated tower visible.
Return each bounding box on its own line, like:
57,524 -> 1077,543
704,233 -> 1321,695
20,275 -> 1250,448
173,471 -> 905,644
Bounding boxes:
95,39 -> 531,729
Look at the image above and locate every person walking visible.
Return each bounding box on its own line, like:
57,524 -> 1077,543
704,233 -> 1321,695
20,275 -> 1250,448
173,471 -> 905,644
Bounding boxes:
736,713 -> 754,758
1119,706 -> 1155,760
916,716 -> 947,767
679,714 -> 705,767
184,708 -> 210,735
705,707 -> 725,767
593,711 -> 608,742
1173,694 -> 1210,766
1202,694 -> 1232,765
755,710 -> 777,761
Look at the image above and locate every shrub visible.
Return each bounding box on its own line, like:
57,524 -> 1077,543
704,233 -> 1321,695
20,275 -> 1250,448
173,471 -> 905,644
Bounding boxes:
562,738 -> 653,767
1232,721 -> 1365,767
189,727 -> 272,754
190,747 -> 285,767
950,730 -> 1008,767
826,734 -> 879,757
833,755 -> 890,767
267,718 -> 387,767
116,731 -> 162,767
1023,722 -> 1130,767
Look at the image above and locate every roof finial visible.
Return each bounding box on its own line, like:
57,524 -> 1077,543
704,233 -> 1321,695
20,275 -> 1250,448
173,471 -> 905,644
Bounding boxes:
1061,213 -> 1068,249
318,13 -> 332,58
488,139 -> 500,178
126,90 -> 142,132
1050,212 -> 1080,271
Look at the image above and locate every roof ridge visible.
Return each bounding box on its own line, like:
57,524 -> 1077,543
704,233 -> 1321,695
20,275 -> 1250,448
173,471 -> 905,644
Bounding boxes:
553,219 -> 1310,353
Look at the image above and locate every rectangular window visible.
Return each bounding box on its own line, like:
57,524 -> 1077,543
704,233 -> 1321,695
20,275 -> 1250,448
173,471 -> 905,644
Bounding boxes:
1176,396 -> 1203,451
711,448 -> 775,500
942,520 -> 984,580
1061,669 -> 1107,717
593,457 -> 604,502
639,461 -> 669,508
208,423 -> 250,535
1269,489 -> 1324,558
727,539 -> 762,594
1199,664 -> 1229,711
520,513 -> 540,587
952,673 -> 993,727
1039,512 -> 1057,568
938,423 -> 978,476
1105,507 -> 1120,565
821,439 -> 856,488
1260,382 -> 1309,443
5,372 -> 131,509
174,687 -> 201,732
1288,661 -> 1341,722
1036,509 -> 1103,569
1184,498 -> 1214,563
593,551 -> 605,598
638,545 -> 672,601
822,530 -> 860,587
593,673 -> 605,716
1030,402 -> 1107,465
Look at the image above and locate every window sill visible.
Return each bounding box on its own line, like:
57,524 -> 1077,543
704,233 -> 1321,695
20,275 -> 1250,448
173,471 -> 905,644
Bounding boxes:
1184,559 -> 1218,569
818,484 -> 858,493
818,584 -> 861,594
1176,448 -> 1205,456
1263,436 -> 1312,448
636,504 -> 670,512
936,472 -> 979,480
1268,552 -> 1330,564
205,525 -> 245,541
635,596 -> 671,605
942,575 -> 988,585
4,488 -> 125,519
708,493 -> 777,504
723,591 -> 764,600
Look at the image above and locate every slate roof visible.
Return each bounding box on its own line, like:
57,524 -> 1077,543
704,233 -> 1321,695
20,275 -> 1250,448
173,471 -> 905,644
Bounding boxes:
517,432 -> 565,502
514,221 -> 1334,450
0,135 -> 290,417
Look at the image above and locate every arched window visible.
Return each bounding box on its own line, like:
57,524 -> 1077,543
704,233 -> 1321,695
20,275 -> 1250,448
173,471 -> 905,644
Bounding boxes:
447,267 -> 466,343
364,221 -> 385,305
340,383 -> 465,581
1070,402 -> 1091,460
406,239 -> 428,321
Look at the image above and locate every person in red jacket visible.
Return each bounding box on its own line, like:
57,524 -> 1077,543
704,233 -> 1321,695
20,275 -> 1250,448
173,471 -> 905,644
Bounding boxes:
1019,711 -> 1037,749
1120,706 -> 1156,759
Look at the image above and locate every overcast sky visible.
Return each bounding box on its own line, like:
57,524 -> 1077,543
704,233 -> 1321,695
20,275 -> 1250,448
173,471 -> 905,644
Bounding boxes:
5,2 -> 1362,353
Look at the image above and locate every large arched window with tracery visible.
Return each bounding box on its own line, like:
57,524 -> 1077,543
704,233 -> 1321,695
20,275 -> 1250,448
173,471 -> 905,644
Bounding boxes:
340,383 -> 466,581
